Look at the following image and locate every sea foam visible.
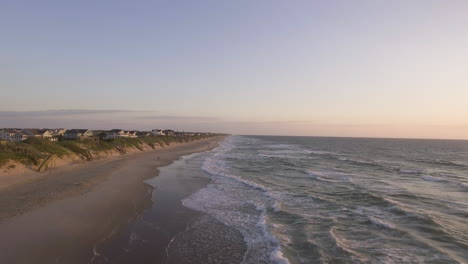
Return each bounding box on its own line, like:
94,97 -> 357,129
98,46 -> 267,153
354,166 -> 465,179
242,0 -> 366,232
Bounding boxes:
183,136 -> 290,264
421,175 -> 446,182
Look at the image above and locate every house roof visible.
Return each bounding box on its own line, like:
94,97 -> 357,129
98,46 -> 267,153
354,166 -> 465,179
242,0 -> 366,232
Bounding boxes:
66,129 -> 90,133
21,129 -> 41,136
0,128 -> 18,133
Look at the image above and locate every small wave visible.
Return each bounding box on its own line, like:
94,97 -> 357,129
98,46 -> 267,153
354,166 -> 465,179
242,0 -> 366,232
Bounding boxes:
257,152 -> 311,160
329,227 -> 366,261
259,148 -> 313,157
265,144 -> 297,149
459,182 -> 468,190
368,216 -> 396,230
272,201 -> 282,212
398,169 -> 421,174
307,150 -> 336,155
335,156 -> 388,169
258,153 -> 294,159
316,177 -> 342,183
382,197 -> 420,217
421,175 -> 447,182
257,211 -> 291,264
412,159 -> 467,167
306,170 -> 352,183
202,156 -> 273,194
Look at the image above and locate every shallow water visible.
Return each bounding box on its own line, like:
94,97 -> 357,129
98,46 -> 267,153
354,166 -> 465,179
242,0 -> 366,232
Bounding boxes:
93,152 -> 246,264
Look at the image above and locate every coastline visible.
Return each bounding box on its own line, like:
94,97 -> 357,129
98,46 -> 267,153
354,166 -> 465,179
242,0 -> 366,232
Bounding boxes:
0,136 -> 225,264
94,151 -> 247,264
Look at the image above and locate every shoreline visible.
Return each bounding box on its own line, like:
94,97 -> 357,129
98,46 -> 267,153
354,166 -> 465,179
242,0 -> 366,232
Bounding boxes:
93,151 -> 246,264
0,136 -> 225,264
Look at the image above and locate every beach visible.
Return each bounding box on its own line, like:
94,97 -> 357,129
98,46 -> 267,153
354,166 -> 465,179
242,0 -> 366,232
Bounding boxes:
2,135 -> 467,264
0,136 -> 224,264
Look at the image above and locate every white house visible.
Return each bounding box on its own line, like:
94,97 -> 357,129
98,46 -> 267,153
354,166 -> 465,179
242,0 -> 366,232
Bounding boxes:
151,129 -> 165,136
126,131 -> 138,138
51,128 -> 66,136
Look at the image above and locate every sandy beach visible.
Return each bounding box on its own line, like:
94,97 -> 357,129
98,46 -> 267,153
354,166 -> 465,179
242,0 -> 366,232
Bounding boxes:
0,136 -> 224,264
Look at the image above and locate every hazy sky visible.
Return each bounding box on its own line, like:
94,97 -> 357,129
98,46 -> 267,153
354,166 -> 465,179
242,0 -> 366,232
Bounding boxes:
1,0 -> 467,139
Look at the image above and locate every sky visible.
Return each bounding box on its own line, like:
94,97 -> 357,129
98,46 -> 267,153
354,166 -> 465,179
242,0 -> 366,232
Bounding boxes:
1,0 -> 468,139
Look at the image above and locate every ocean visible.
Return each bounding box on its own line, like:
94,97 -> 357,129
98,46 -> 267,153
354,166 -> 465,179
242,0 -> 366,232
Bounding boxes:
183,136 -> 468,264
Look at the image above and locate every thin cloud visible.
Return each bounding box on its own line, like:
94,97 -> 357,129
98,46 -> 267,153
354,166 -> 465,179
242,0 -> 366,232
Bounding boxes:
137,115 -> 219,122
0,109 -> 147,117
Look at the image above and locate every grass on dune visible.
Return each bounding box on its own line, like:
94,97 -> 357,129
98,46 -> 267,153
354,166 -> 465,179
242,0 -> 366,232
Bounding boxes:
0,135 -> 215,167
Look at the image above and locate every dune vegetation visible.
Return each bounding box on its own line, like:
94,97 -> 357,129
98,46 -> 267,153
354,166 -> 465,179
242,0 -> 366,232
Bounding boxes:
0,135 -> 213,168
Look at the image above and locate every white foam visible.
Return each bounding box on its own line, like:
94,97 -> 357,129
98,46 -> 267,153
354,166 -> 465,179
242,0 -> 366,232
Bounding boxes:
421,175 -> 446,182
272,201 -> 282,212
383,197 -> 407,209
368,216 -> 396,229
270,246 -> 291,264
183,136 -> 290,264
307,150 -> 335,155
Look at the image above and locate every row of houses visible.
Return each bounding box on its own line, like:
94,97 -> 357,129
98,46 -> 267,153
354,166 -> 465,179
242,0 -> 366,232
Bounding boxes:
0,128 -> 189,142
0,128 -> 66,142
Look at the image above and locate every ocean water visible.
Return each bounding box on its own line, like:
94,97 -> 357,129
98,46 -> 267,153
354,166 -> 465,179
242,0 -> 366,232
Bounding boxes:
183,136 -> 468,264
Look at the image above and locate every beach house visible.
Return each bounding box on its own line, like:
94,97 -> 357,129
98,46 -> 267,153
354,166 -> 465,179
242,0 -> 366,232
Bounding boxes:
63,129 -> 93,140
0,129 -> 13,141
151,129 -> 165,136
126,131 -> 138,138
136,131 -> 151,138
10,131 -> 29,142
163,129 -> 175,136
51,128 -> 66,137
103,129 -> 126,140
22,129 -> 54,140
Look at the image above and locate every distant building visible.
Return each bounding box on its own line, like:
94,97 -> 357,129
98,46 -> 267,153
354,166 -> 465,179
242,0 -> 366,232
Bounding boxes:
10,131 -> 29,142
126,131 -> 138,138
103,129 -> 126,140
63,129 -> 93,140
22,129 -> 54,140
151,129 -> 165,136
136,131 -> 151,138
0,129 -> 15,141
51,128 -> 66,136
163,129 -> 175,136
19,129 -> 39,138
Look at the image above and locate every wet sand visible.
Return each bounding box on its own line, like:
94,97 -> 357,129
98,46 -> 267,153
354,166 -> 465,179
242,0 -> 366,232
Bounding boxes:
93,152 -> 246,264
0,137 -> 224,264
